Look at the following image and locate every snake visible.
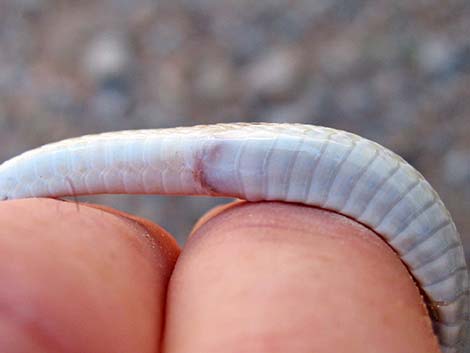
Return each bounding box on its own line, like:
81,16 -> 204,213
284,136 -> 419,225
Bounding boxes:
0,123 -> 468,352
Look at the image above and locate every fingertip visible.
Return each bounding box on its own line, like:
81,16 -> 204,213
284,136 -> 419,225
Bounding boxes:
164,202 -> 440,353
0,198 -> 180,353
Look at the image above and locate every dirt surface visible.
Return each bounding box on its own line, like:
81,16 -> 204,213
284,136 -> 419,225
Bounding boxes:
0,0 -> 469,254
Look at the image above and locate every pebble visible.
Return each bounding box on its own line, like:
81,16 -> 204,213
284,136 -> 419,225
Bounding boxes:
444,149 -> 470,185
417,36 -> 456,77
244,46 -> 302,99
82,32 -> 134,83
83,32 -> 135,118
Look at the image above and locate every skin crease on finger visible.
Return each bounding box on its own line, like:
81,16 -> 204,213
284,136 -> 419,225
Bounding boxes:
0,198 -> 179,353
163,201 -> 441,353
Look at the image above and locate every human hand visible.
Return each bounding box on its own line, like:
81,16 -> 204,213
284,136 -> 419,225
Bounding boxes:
0,199 -> 440,352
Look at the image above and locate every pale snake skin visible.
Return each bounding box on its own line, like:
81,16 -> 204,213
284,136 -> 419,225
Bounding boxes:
0,123 -> 468,352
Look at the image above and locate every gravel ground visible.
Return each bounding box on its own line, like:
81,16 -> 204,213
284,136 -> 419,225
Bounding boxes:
0,0 -> 469,255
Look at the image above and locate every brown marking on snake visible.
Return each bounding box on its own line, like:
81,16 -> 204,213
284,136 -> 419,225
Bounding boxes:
192,142 -> 222,195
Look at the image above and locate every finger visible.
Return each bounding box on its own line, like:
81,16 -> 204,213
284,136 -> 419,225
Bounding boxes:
163,201 -> 440,353
0,198 -> 179,353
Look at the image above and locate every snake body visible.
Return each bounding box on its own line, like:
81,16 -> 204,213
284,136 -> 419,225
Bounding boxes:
0,123 -> 468,352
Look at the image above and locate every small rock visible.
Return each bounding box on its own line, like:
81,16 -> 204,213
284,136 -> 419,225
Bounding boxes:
244,46 -> 303,100
83,32 -> 135,118
417,36 -> 455,76
443,149 -> 470,185
83,32 -> 134,82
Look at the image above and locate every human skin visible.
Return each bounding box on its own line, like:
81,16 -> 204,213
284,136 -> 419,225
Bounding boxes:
0,199 -> 440,353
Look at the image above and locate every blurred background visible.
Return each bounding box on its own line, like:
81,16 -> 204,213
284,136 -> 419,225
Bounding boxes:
0,0 -> 468,254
